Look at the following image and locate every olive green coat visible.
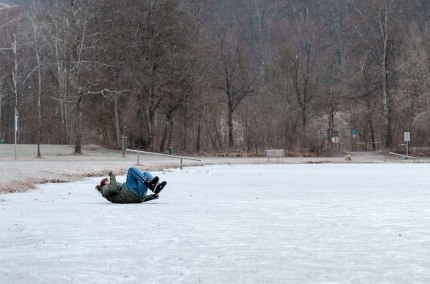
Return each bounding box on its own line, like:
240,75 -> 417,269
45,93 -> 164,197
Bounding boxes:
100,173 -> 143,204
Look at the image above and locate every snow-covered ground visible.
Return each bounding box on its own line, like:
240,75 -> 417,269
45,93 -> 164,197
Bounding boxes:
1,164 -> 430,283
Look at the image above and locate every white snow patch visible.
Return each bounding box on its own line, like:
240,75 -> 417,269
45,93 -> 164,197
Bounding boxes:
1,164 -> 430,283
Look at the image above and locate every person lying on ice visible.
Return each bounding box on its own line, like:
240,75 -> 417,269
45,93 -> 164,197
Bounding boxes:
95,167 -> 167,204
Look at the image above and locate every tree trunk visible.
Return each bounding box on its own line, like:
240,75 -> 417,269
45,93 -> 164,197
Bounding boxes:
213,119 -> 223,149
227,104 -> 234,148
74,96 -> 83,154
113,94 -> 121,148
167,117 -> 174,149
159,113 -> 172,152
368,118 -> 376,150
144,98 -> 157,150
328,108 -> 334,144
380,4 -> 393,147
12,34 -> 19,158
54,35 -> 69,144
36,64 -> 42,158
301,105 -> 307,128
159,122 -> 168,152
292,57 -> 308,129
182,110 -> 188,152
195,122 -> 201,152
0,92 -> 2,134
33,24 -> 42,157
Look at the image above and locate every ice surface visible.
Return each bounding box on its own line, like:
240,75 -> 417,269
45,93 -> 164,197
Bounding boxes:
1,164 -> 430,283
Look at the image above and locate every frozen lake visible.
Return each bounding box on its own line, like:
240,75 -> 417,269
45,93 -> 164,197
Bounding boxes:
1,163 -> 430,283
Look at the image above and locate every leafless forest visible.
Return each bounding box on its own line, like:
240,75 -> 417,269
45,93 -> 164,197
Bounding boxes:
0,0 -> 430,155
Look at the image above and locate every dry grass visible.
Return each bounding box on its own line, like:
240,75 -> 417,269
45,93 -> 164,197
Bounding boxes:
1,180 -> 37,194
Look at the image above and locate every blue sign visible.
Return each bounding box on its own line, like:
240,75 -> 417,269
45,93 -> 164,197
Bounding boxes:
351,129 -> 359,138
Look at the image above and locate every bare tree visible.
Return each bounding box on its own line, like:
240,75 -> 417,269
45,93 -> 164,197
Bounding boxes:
47,0 -> 107,153
26,0 -> 45,157
348,0 -> 397,147
379,0 -> 394,147
214,24 -> 259,148
47,4 -> 70,144
0,6 -> 19,145
2,0 -> 430,154
397,23 -> 430,146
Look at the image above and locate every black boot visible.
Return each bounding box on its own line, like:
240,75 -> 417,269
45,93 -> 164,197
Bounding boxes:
144,176 -> 159,192
154,181 -> 167,195
142,194 -> 159,202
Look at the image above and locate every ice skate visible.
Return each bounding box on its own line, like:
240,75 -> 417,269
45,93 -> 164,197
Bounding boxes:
154,181 -> 167,195
145,176 -> 159,192
142,194 -> 159,202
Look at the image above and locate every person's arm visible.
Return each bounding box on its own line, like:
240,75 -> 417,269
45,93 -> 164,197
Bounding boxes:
101,171 -> 119,197
108,171 -> 117,184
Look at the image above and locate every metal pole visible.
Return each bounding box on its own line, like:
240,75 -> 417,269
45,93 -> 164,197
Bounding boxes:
137,153 -> 140,165
180,158 -> 183,170
121,135 -> 126,158
121,126 -> 127,158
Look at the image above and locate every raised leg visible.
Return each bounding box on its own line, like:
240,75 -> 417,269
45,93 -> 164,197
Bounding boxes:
126,167 -> 155,197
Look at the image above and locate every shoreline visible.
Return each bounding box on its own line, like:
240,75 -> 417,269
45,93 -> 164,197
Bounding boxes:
0,144 -> 426,194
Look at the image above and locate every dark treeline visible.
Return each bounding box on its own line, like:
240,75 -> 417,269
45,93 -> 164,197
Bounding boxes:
1,0 -> 430,155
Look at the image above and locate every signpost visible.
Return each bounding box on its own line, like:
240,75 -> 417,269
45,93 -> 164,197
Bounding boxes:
351,129 -> 358,151
404,131 -> 410,156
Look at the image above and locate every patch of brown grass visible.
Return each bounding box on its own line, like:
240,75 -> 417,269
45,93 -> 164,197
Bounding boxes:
0,179 -> 36,194
0,165 -> 175,195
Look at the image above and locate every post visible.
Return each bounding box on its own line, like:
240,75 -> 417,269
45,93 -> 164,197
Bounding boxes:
121,135 -> 126,158
180,158 -> 183,170
137,153 -> 140,165
14,107 -> 18,160
404,131 -> 410,156
121,126 -> 127,158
